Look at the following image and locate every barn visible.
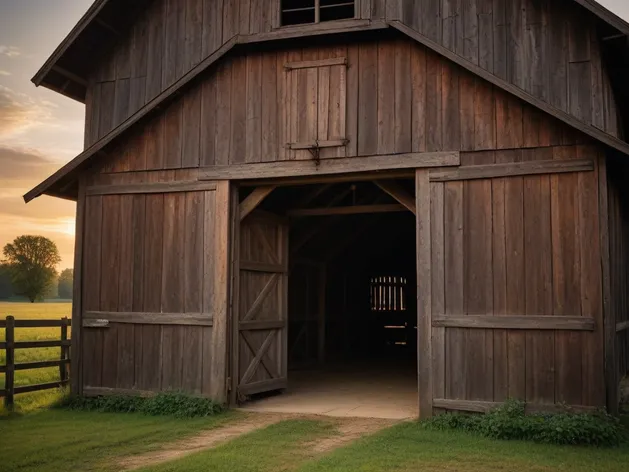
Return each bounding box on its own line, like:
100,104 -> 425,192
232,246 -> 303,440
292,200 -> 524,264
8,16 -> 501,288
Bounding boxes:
26,0 -> 629,417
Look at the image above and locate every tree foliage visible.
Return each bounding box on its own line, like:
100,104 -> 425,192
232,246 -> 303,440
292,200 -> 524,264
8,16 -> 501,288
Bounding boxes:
2,236 -> 61,303
58,268 -> 74,299
0,263 -> 14,299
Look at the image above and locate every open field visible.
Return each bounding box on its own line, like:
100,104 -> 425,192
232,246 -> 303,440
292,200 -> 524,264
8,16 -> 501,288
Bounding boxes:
1,410 -> 628,472
0,301 -> 72,412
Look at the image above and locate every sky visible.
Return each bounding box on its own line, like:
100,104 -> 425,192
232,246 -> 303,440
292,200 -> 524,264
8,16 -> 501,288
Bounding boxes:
0,0 -> 628,271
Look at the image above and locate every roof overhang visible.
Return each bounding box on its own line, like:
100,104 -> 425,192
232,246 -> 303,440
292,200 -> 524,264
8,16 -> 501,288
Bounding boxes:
31,0 -> 153,102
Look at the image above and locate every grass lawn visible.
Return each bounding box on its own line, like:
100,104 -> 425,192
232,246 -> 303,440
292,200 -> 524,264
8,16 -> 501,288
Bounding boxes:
297,420 -> 629,472
1,408 -> 628,472
0,301 -> 72,413
130,418 -> 629,472
0,409 -> 237,472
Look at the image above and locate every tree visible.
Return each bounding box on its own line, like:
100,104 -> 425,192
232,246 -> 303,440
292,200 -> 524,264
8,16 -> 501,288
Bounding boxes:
0,263 -> 14,299
58,268 -> 74,300
2,236 -> 61,303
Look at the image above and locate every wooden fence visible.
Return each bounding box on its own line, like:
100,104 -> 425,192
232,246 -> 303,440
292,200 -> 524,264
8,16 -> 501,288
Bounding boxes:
0,316 -> 71,409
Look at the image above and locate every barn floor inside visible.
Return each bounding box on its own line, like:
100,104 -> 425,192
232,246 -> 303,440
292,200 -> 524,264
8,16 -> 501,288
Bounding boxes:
242,180 -> 418,419
241,361 -> 418,419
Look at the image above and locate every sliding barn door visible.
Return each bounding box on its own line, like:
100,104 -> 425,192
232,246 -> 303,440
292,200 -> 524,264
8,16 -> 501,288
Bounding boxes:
236,210 -> 289,399
419,151 -> 605,418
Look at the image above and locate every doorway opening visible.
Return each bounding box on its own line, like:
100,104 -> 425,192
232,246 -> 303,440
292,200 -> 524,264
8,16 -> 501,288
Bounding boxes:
234,179 -> 418,419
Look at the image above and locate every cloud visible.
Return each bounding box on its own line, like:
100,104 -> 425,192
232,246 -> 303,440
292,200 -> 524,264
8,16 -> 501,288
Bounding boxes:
0,71 -> 10,76
0,85 -> 56,138
0,146 -> 60,181
0,46 -> 20,58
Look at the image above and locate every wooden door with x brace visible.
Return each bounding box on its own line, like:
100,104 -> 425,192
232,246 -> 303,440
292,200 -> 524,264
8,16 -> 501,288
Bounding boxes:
232,209 -> 289,401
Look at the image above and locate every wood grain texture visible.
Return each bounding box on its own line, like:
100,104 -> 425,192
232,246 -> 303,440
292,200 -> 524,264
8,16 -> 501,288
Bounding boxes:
416,169 -> 432,418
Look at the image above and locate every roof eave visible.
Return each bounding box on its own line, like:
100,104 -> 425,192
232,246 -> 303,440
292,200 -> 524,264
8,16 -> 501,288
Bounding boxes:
31,0 -> 109,88
573,0 -> 629,37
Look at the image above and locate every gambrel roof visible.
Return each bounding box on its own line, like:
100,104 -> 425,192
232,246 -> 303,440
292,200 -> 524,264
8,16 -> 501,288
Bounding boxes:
25,0 -> 629,202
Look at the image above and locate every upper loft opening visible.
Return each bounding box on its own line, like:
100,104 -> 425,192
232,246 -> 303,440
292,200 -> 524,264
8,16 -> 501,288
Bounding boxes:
281,0 -> 355,27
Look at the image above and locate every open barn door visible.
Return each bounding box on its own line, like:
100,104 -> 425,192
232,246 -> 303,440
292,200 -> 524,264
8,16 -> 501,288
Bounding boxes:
235,210 -> 289,400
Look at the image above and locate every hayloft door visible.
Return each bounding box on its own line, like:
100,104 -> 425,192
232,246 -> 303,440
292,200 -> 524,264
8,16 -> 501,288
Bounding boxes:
234,210 -> 289,400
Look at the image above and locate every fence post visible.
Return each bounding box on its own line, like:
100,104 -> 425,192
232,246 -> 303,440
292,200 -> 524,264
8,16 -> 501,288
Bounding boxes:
60,317 -> 69,384
5,315 -> 15,410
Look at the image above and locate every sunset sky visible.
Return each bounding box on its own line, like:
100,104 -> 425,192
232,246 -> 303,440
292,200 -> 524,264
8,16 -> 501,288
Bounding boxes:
1,0 -> 629,271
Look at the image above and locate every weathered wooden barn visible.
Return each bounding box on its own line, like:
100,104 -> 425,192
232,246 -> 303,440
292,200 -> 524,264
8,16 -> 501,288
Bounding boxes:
26,0 -> 629,417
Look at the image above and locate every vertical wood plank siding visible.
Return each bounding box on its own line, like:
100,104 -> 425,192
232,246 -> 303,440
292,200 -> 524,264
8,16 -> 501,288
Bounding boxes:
80,183 -> 228,399
430,147 -> 606,410
83,0 -> 621,150
90,38 -> 595,178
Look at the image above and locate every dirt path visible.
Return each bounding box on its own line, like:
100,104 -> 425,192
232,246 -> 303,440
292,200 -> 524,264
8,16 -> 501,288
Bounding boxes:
118,413 -> 287,470
306,417 -> 398,454
118,414 -> 399,471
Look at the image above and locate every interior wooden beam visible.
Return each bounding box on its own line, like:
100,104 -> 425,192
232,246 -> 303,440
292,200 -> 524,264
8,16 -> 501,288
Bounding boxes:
290,186 -> 356,255
288,203 -> 406,217
239,186 -> 276,221
374,180 -> 417,214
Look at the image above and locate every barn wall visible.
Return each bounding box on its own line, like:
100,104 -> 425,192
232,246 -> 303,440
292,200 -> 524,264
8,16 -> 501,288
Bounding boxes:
80,178 -> 230,400
607,156 -> 629,381
429,145 -> 607,409
88,37 -> 595,176
399,0 -> 622,139
82,0 -> 622,149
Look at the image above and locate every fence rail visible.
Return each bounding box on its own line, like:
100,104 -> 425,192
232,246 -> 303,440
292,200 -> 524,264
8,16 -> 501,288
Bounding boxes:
1,316 -> 71,409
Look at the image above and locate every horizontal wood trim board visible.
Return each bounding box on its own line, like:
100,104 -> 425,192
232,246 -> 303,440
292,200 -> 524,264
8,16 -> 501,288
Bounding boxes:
240,320 -> 286,330
616,320 -> 629,333
388,21 -> 629,157
239,170 -> 416,187
240,19 -> 383,44
430,159 -> 594,182
9,380 -> 69,396
433,399 -> 598,414
240,261 -> 288,274
25,21 -> 390,203
0,340 -> 71,349
432,315 -> 595,331
83,311 -> 214,326
289,140 -> 348,150
8,359 -> 70,373
288,203 -> 408,217
0,319 -> 71,328
84,387 -> 157,397
238,378 -> 288,396
285,57 -> 347,70
201,152 -> 460,181
86,181 -> 217,196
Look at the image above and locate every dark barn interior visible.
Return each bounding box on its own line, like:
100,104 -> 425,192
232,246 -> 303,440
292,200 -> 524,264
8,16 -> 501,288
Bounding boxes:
242,180 -> 419,418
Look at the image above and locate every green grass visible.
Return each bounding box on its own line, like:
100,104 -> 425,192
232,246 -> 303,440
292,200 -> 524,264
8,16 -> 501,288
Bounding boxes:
0,409 -> 237,472
296,419 -> 629,472
1,409 -> 628,472
139,419 -> 335,472
0,301 -> 72,412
